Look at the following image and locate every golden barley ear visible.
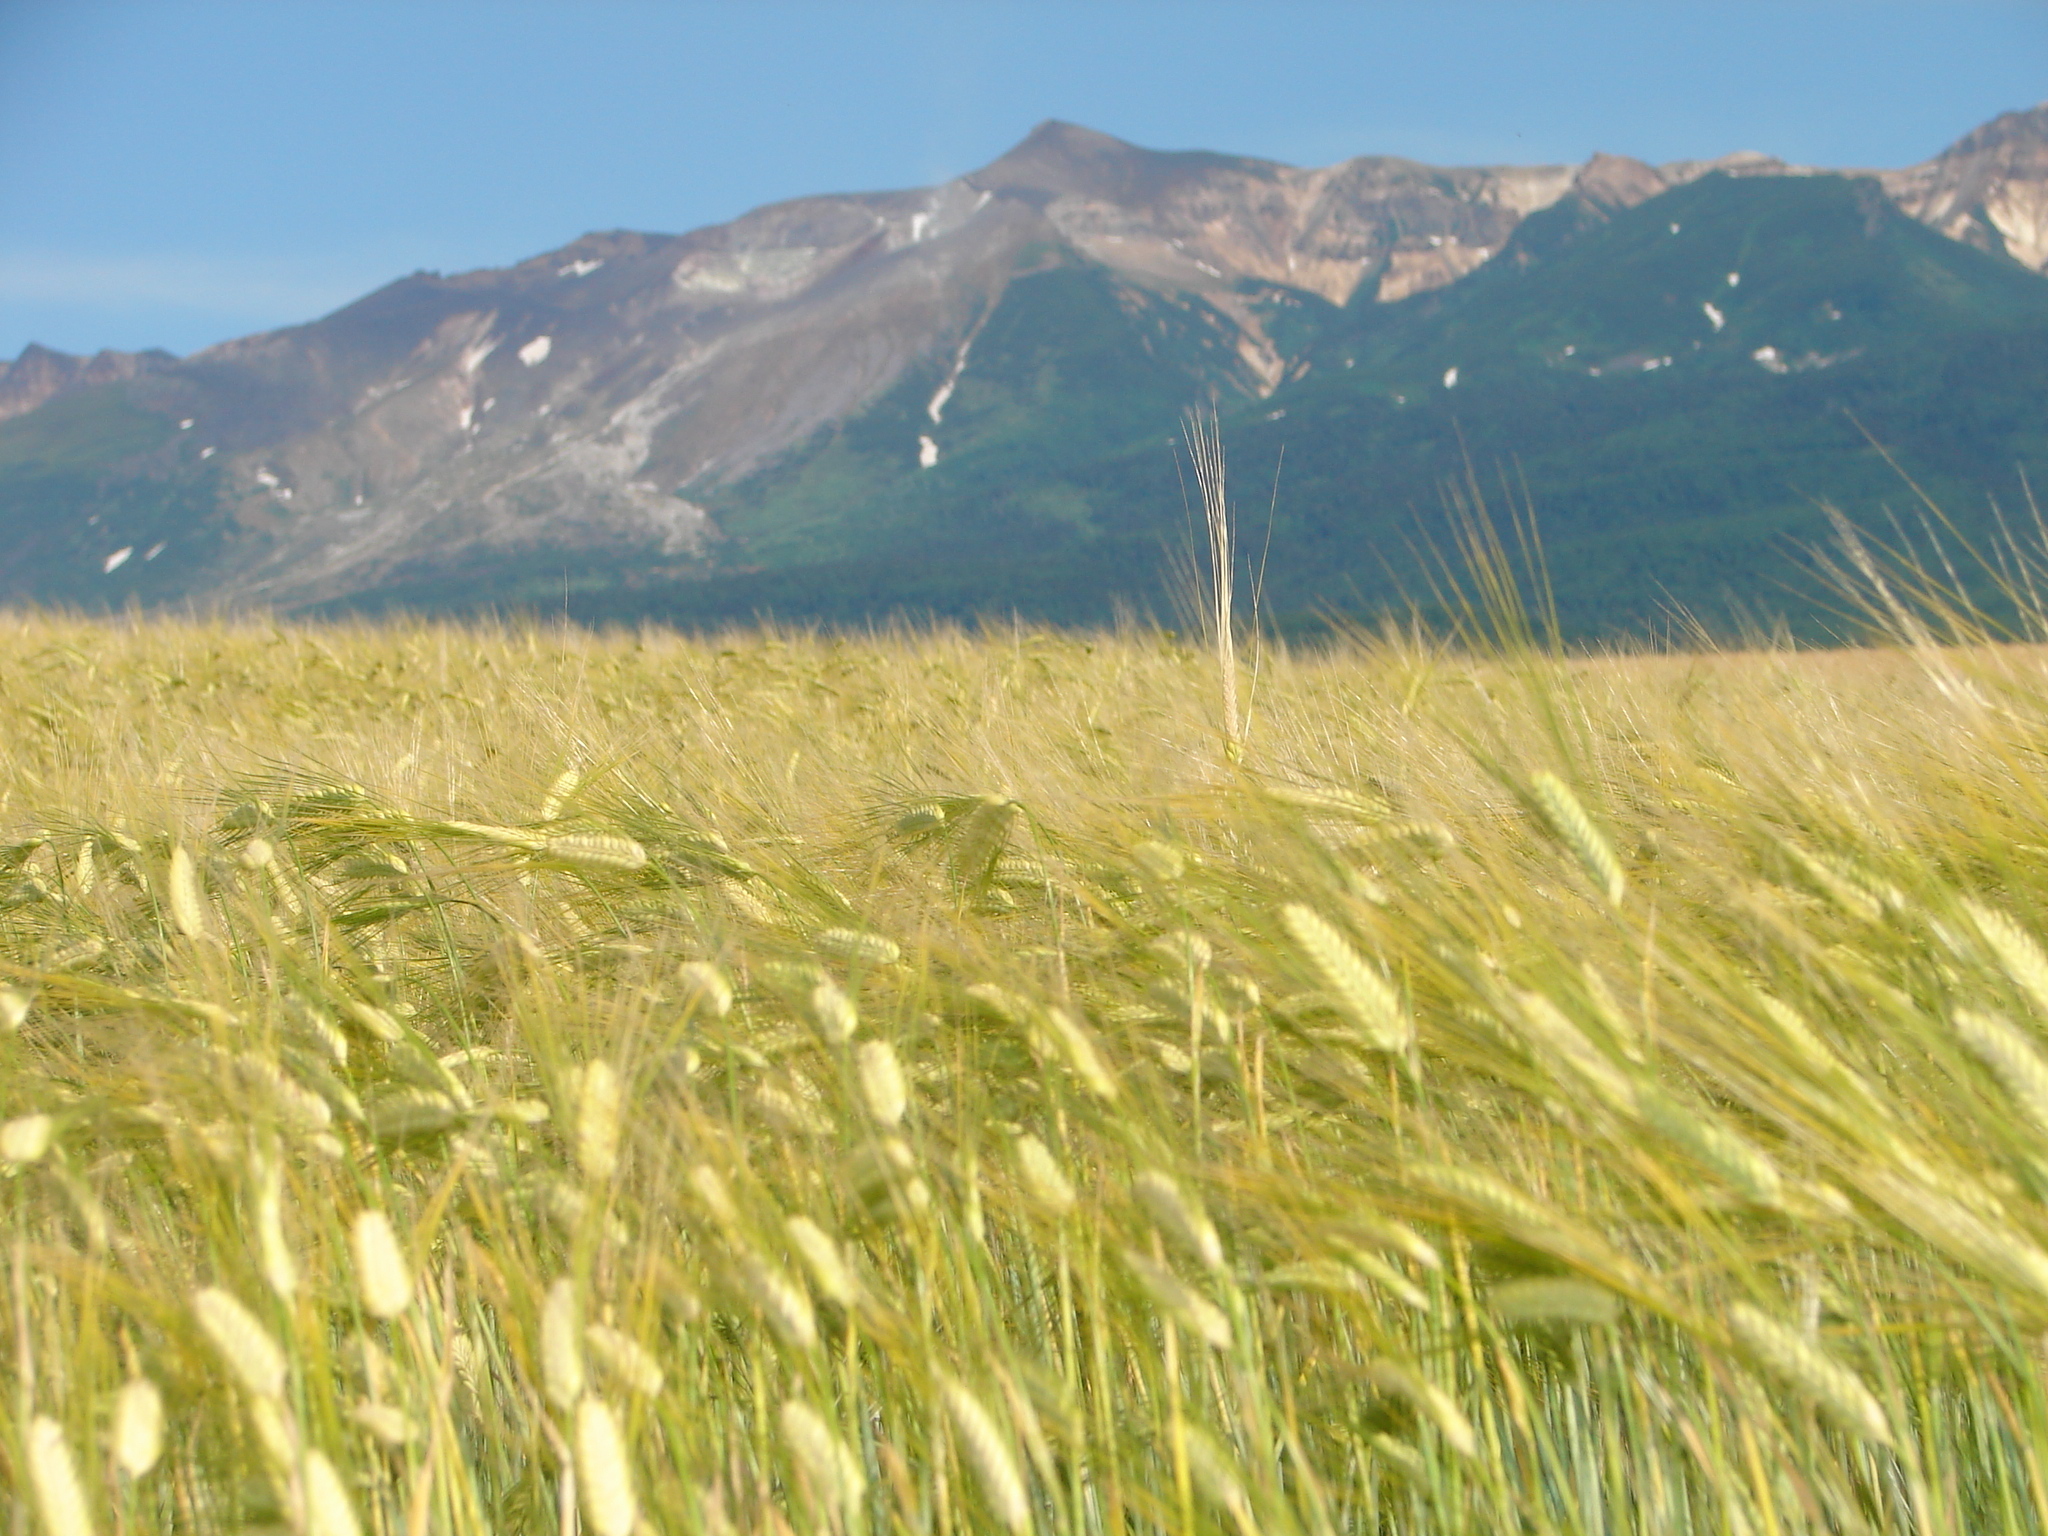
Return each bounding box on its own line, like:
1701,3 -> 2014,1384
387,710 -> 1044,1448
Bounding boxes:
26,1416 -> 95,1536
1727,1303 -> 1892,1446
1527,772 -> 1625,907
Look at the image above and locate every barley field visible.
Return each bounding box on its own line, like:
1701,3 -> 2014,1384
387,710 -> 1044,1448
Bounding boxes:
6,579 -> 2048,1533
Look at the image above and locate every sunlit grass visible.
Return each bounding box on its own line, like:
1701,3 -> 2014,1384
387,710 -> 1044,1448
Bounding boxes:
4,592 -> 2048,1533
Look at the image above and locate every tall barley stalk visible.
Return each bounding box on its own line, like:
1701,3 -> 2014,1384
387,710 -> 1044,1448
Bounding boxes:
1184,406 -> 1241,760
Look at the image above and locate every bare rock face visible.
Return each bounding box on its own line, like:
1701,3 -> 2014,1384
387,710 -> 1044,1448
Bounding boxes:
0,344 -> 175,423
976,119 -> 1577,308
1884,103 -> 2048,271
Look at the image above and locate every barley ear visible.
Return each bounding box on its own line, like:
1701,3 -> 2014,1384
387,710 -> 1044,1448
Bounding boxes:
541,1278 -> 585,1411
27,1416 -> 94,1536
941,1377 -> 1031,1534
1281,903 -> 1413,1052
349,1209 -> 413,1320
302,1449 -> 363,1536
1529,772 -> 1624,906
167,842 -> 207,937
575,1059 -> 624,1182
574,1396 -> 639,1536
193,1287 -> 287,1398
1728,1303 -> 1892,1445
112,1377 -> 165,1478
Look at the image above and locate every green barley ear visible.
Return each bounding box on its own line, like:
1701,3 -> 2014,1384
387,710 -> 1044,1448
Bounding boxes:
1363,1359 -> 1478,1458
1132,1170 -> 1225,1274
1861,1172 -> 2048,1302
941,1377 -> 1031,1534
1486,1276 -> 1620,1328
1529,772 -> 1624,906
1508,989 -> 1638,1116
738,1248 -> 819,1351
1120,1248 -> 1233,1348
543,833 -> 648,872
804,979 -> 860,1044
1013,1133 -> 1078,1216
779,1399 -> 866,1517
784,1216 -> 860,1307
815,927 -> 901,967
192,1287 -> 286,1398
677,961 -> 733,1019
949,795 -> 1019,889
254,1155 -> 297,1301
1281,903 -> 1413,1052
1181,1423 -> 1256,1530
539,763 -> 582,821
585,1324 -> 665,1396
1039,1006 -> 1120,1101
1728,1303 -> 1892,1445
1635,1088 -> 1785,1209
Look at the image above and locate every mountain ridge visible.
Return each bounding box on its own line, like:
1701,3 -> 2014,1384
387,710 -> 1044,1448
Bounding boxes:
2,106 -> 2045,627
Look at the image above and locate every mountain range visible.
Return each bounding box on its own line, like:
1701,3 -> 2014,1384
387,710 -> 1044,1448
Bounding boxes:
4,104 -> 2047,635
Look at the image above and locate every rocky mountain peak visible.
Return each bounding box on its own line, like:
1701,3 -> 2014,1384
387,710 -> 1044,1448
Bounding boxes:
1572,152 -> 1668,209
1883,101 -> 2048,271
0,343 -> 177,424
1941,101 -> 2048,160
970,118 -> 1277,206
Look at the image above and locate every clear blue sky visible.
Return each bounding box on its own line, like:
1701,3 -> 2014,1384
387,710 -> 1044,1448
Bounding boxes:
2,0 -> 2042,359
